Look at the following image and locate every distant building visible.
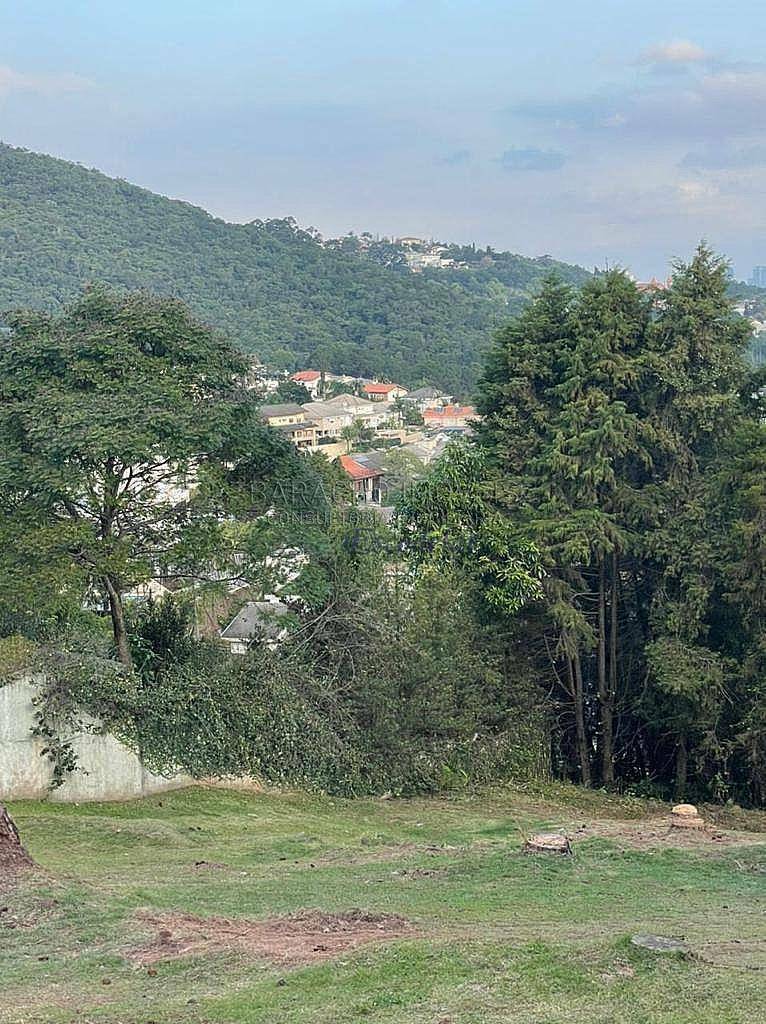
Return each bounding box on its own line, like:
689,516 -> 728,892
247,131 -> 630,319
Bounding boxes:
220,600 -> 290,654
318,393 -> 396,428
404,386 -> 453,412
258,403 -> 307,426
751,267 -> 766,288
422,404 -> 477,430
259,403 -> 317,450
363,382 -> 408,402
291,369 -> 322,398
339,454 -> 384,504
636,277 -> 669,294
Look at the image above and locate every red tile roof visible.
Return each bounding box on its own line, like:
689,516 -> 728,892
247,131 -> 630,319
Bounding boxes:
423,404 -> 476,420
292,370 -> 321,382
339,455 -> 382,481
363,382 -> 400,395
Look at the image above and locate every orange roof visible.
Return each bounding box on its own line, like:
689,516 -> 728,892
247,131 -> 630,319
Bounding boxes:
424,404 -> 476,419
292,370 -> 321,382
339,455 -> 381,481
363,382 -> 400,395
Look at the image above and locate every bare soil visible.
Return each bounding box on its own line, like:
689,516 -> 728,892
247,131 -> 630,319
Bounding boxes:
127,908 -> 413,967
567,815 -> 765,850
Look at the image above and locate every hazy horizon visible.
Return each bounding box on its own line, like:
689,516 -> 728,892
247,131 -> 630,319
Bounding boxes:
4,1 -> 766,280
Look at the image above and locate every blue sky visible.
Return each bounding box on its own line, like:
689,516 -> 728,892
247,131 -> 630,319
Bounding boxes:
2,0 -> 766,277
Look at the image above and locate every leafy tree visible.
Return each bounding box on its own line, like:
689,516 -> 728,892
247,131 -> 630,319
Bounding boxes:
475,249 -> 766,800
0,287 -> 247,667
272,379 -> 312,404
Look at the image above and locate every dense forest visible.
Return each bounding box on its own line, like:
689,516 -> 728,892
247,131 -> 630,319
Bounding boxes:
0,143 -> 587,393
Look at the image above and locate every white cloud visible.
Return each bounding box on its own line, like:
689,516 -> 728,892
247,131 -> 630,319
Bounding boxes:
0,65 -> 93,99
644,40 -> 709,65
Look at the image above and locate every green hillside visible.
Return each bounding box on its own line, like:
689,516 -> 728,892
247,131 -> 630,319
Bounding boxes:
0,142 -> 589,392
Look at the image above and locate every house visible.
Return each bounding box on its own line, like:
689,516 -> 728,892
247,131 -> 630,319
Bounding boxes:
318,393 -> 396,429
339,454 -> 384,504
259,403 -> 317,449
301,400 -> 353,439
422,404 -> 477,430
291,369 -> 322,398
404,386 -> 453,412
259,403 -> 307,426
220,599 -> 290,654
275,420 -> 318,450
363,382 -> 409,402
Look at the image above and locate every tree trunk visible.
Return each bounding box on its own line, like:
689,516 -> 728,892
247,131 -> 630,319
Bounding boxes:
604,550 -> 619,784
570,652 -> 591,787
597,557 -> 615,784
104,575 -> 133,670
0,803 -> 33,869
674,734 -> 688,802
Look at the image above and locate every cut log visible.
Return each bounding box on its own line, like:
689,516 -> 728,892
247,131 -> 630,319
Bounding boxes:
669,803 -> 705,830
0,803 -> 34,873
523,832 -> 572,855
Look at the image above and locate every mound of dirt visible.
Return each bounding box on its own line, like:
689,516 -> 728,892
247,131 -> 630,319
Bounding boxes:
128,908 -> 413,967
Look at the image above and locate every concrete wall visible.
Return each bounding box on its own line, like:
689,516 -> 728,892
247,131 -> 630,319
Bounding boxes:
0,677 -> 191,803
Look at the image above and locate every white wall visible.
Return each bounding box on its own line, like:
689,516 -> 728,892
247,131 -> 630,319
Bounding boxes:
0,677 -> 191,803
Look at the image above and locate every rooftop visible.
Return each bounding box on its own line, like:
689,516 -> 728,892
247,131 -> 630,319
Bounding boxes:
220,600 -> 290,641
259,403 -> 306,419
363,382 -> 404,395
339,454 -> 383,481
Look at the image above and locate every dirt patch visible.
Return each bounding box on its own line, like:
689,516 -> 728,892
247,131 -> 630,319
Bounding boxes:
568,816 -> 765,851
127,908 -> 413,967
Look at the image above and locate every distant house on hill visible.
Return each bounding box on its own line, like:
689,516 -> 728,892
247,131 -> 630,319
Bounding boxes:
318,393 -> 394,428
363,382 -> 408,402
258,403 -> 317,450
422,404 -> 477,430
404,386 -> 453,412
291,369 -> 322,398
339,454 -> 384,504
220,599 -> 290,654
636,277 -> 670,293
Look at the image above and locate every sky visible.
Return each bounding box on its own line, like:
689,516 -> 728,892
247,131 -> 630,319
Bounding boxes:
2,0 -> 766,278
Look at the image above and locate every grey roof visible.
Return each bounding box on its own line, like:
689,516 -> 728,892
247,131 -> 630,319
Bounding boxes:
302,401 -> 347,419
259,403 -> 305,418
220,600 -> 290,641
350,450 -> 387,472
321,393 -> 377,411
405,386 -> 446,402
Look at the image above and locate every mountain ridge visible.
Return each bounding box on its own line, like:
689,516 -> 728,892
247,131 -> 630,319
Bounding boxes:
0,141 -> 589,391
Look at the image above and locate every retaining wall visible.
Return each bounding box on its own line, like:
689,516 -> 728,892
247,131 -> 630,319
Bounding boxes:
0,677 -> 191,802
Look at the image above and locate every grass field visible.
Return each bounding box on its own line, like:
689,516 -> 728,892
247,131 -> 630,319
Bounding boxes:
3,782 -> 766,1023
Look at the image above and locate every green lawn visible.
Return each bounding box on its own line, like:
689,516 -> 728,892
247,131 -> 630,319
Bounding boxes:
3,783 -> 766,1023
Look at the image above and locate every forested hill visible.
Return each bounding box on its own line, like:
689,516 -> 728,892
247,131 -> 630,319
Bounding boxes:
0,142 -> 588,392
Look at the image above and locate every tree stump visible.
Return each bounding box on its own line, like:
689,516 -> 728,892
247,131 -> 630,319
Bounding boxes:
669,803 -> 705,830
523,832 -> 572,855
0,803 -> 33,874
631,934 -> 690,955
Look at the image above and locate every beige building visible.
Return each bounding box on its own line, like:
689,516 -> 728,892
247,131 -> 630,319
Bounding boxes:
259,403 -> 318,450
